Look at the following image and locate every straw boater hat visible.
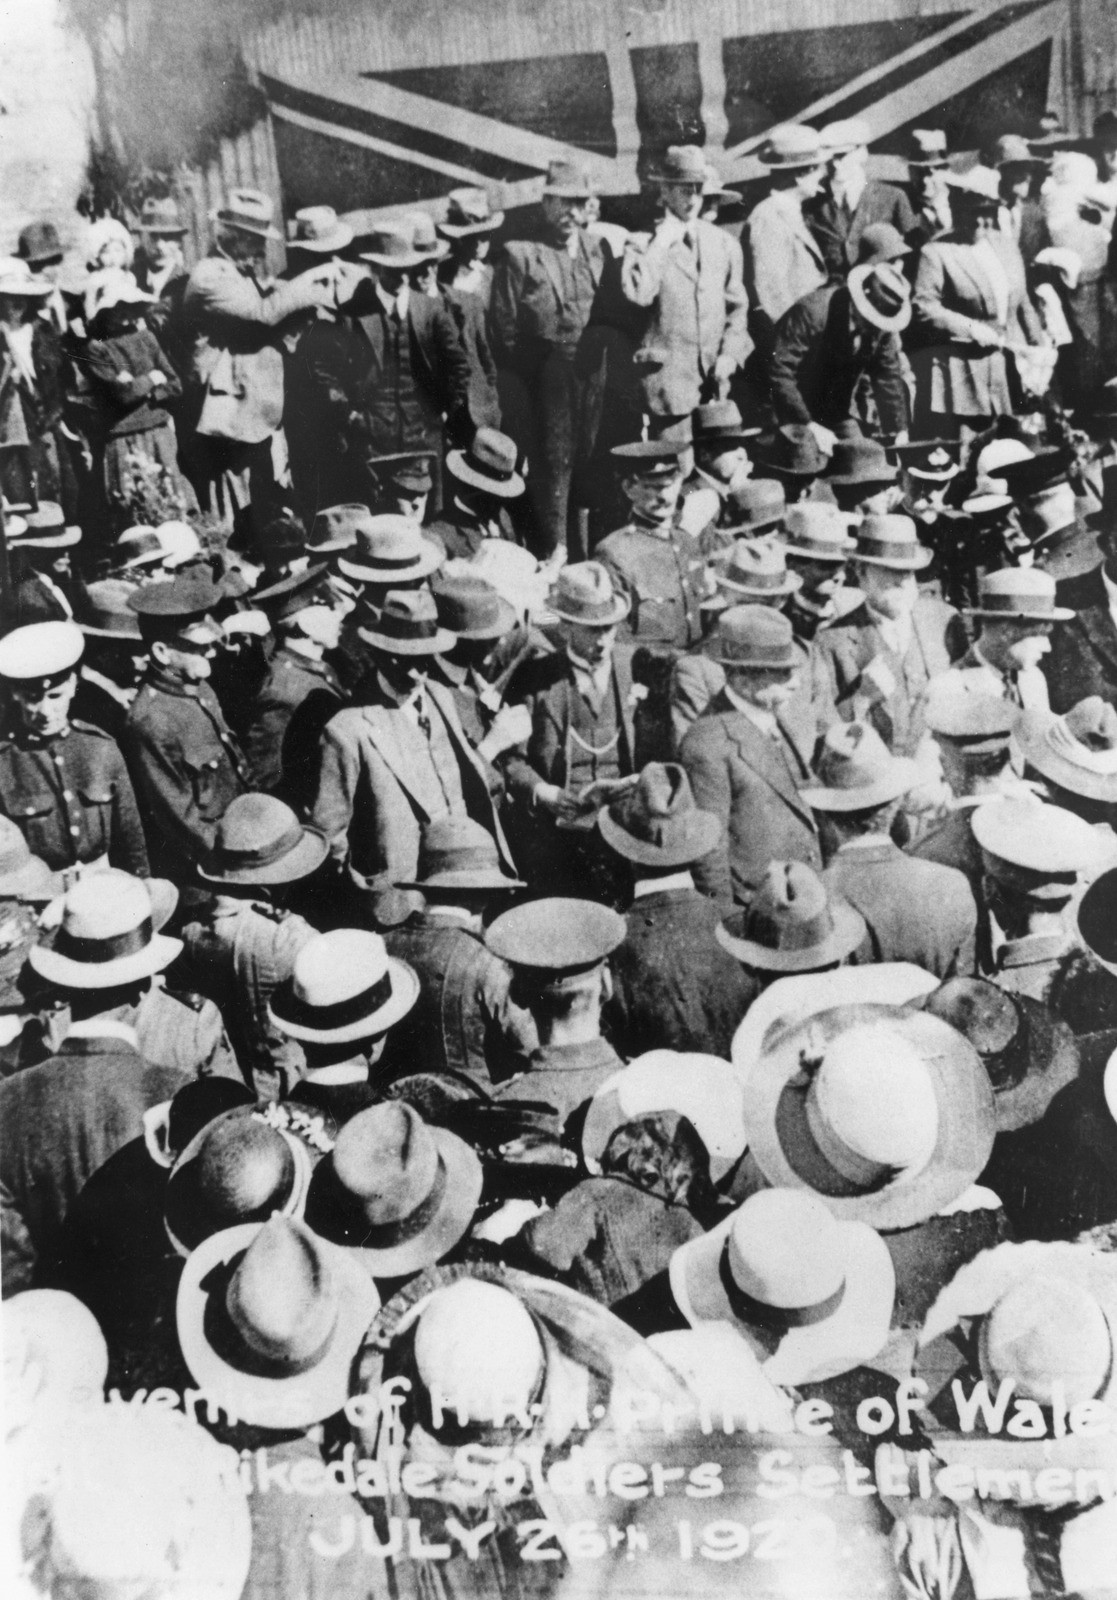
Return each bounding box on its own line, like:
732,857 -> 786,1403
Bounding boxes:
716,859 -> 866,974
909,129 -> 949,168
1017,697 -> 1117,804
920,977 -> 1080,1133
395,815 -> 525,894
198,794 -> 328,887
848,259 -> 912,332
163,1102 -> 326,1257
670,1187 -> 895,1386
338,514 -> 444,585
303,1100 -> 483,1277
438,186 -> 504,238
359,221 -> 431,270
780,502 -> 856,561
965,565 -> 1073,623
29,870 -> 181,990
269,928 -> 419,1045
716,538 -> 802,601
445,426 -> 525,498
801,720 -> 919,812
741,1001 -> 996,1230
357,589 -> 457,656
542,159 -> 592,199
0,256 -> 53,298
971,794 -> 1107,899
177,1215 -> 379,1429
598,761 -> 720,869
583,1050 -> 747,1184
405,211 -> 451,262
851,513 -> 932,570
3,1288 -> 108,1427
3,498 -> 80,551
548,561 -> 630,627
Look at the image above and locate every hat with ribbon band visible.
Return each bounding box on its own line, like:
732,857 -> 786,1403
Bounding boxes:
337,514 -> 444,585
716,860 -> 866,973
269,928 -> 419,1044
29,870 -> 181,990
357,588 -> 457,656
198,794 -> 328,887
445,428 -> 525,498
1017,698 -> 1117,803
598,762 -> 720,869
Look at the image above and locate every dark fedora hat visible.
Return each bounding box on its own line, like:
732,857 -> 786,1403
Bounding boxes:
598,762 -> 720,869
692,400 -> 761,445
198,794 -> 328,888
250,563 -> 334,624
752,424 -> 830,478
17,220 -> 63,267
826,436 -> 897,487
431,571 -> 515,640
395,815 -> 525,894
138,196 -> 188,236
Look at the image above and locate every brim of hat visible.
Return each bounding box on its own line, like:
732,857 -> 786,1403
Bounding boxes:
78,620 -> 144,641
147,878 -> 179,932
338,542 -> 443,584
597,804 -> 721,868
1015,708 -> 1117,803
448,593 -> 518,640
139,224 -> 187,236
395,867 -> 526,892
781,540 -> 857,560
743,1001 -> 996,1230
210,213 -> 282,241
715,899 -> 867,973
10,526 -> 81,549
268,957 -> 420,1044
759,153 -> 826,170
0,282 -> 53,297
717,572 -> 802,600
29,930 -> 182,990
962,495 -> 1015,515
991,994 -> 1080,1132
707,648 -> 798,669
966,604 -> 1074,622
197,827 -> 329,888
445,449 -> 525,498
854,548 -> 933,570
0,855 -> 65,901
176,1221 -> 379,1430
828,466 -> 899,487
548,595 -> 631,627
751,458 -> 821,478
697,428 -> 763,445
356,623 -> 457,656
437,215 -> 504,238
289,229 -> 354,254
906,465 -> 960,483
847,268 -> 913,334
542,183 -> 592,198
304,1126 -> 483,1277
670,1211 -> 895,1386
359,249 -> 431,268
164,1111 -> 315,1258
800,758 -> 919,812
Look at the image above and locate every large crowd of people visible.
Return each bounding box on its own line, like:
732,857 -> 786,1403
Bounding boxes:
3,105 -> 1117,1600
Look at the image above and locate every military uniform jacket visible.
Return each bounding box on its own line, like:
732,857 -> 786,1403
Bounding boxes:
502,645 -> 638,802
493,1036 -> 624,1135
679,688 -> 822,907
595,519 -> 706,651
822,837 -> 977,979
124,665 -> 249,876
0,719 -> 148,876
242,646 -> 344,805
815,596 -> 965,756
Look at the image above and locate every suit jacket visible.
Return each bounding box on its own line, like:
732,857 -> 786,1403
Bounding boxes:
0,1032 -> 188,1292
928,642 -> 1050,713
183,255 -> 326,443
490,232 -> 605,372
679,689 -> 822,907
242,646 -> 344,808
1001,198 -> 1049,266
822,837 -> 977,979
502,646 -> 639,800
605,885 -> 758,1059
806,179 -> 917,277
1045,563 -> 1117,712
913,233 -> 1043,418
743,190 -> 829,335
312,677 -> 513,893
619,219 -> 752,415
768,283 -> 909,436
815,597 -> 965,756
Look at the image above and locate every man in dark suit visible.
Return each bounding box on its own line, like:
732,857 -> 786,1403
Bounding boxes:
993,136 -> 1049,265
806,119 -> 916,278
1045,520 -> 1117,712
680,606 -> 822,908
600,762 -> 757,1059
296,220 -> 471,514
768,233 -> 912,439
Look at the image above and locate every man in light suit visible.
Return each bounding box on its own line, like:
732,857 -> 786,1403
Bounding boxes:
743,125 -> 829,352
311,590 -> 513,922
182,187 -> 334,524
619,145 -> 752,432
680,606 -> 822,908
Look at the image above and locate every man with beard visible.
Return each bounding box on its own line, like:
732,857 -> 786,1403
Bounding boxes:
928,568 -> 1067,713
778,502 -> 858,645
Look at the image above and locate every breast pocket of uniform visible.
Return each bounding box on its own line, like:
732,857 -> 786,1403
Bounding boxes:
633,579 -> 684,643
183,753 -> 225,821
77,783 -> 115,854
8,793 -> 57,860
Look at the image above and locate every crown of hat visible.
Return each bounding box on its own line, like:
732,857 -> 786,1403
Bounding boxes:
727,1189 -> 846,1310
830,437 -> 894,476
380,453 -> 434,490
0,619 -> 84,681
56,869 -> 153,948
220,186 -> 275,227
660,144 -> 707,182
743,861 -> 834,953
485,896 -> 626,970
543,159 -> 591,195
352,513 -> 428,564
821,117 -> 872,152
814,1024 -> 940,1173
212,793 -> 305,863
4,1289 -> 108,1415
195,1114 -> 296,1229
157,519 -> 203,564
923,978 -> 1019,1059
856,512 -> 920,549
979,566 -> 1056,604
18,219 -> 63,259
910,445 -> 956,474
978,439 -> 1035,475
973,795 -> 1104,877
80,578 -> 144,638
464,427 -> 519,478
727,478 -> 786,520
761,424 -> 827,473
928,690 -> 1015,742
611,762 -> 699,842
293,205 -> 342,241
951,165 -> 1001,203
332,1101 -> 440,1220
416,815 -> 503,880
309,503 -> 369,550
365,223 -> 420,259
414,1281 -> 544,1423
911,129 -> 947,157
981,1274 -> 1112,1407
1050,151 -> 1099,190
721,538 -> 791,588
760,124 -> 823,165
995,134 -> 1036,166
694,399 -> 746,435
431,572 -> 505,634
859,261 -> 911,316
1062,695 -> 1117,753
814,720 -> 902,795
130,570 -> 223,618
552,561 -> 621,619
291,928 -> 392,1014
856,223 -> 910,264
139,196 -> 184,229
405,211 -> 444,252
445,187 -> 495,223
226,1216 -> 338,1369
372,589 -> 442,637
715,603 -> 795,663
783,502 -> 851,546
1020,481 -> 1076,536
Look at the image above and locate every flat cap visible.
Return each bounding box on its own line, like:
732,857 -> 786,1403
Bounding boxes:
0,621 -> 84,681
484,897 -> 625,973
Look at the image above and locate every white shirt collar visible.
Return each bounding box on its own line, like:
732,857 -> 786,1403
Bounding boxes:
724,682 -> 778,735
376,282 -> 409,320
867,603 -> 912,655
567,647 -> 612,699
834,170 -> 867,212
65,1018 -> 139,1048
302,1060 -> 368,1085
632,870 -> 694,899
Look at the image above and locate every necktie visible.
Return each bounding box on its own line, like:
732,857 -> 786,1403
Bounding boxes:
415,690 -> 432,743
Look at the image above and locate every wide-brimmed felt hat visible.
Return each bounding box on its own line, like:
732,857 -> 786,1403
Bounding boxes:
357,588 -> 456,656
485,896 -> 625,974
17,219 -> 64,266
1017,700 -> 1117,803
542,159 -> 592,199
30,870 -> 181,990
270,928 -> 419,1044
446,427 -> 525,498
0,816 -> 62,901
801,720 -> 919,811
548,561 -> 629,627
211,186 -> 282,241
251,562 -> 333,624
177,1216 -> 379,1429
753,424 -> 830,478
138,195 -> 187,235
163,1103 -> 323,1257
716,860 -> 866,974
857,223 -> 911,265
920,978 -> 1080,1133
781,502 -> 856,560
303,1100 -> 482,1277
671,1187 -> 895,1386
288,205 -> 353,254
909,128 -> 949,167
128,569 -> 224,621
971,794 -> 1107,896
852,512 -> 931,569
742,1001 -> 996,1230
848,260 -> 912,332
1021,483 -> 1081,550
827,436 -> 898,487
431,570 -> 516,640
722,477 -> 786,533
582,1050 -> 746,1184
0,256 -> 53,297
758,124 -> 824,169
309,503 -> 369,555
76,578 -> 144,642
5,498 -> 80,549
692,399 -> 761,445
360,222 -> 430,269
598,761 -> 720,868
338,513 -> 443,585
707,604 -> 797,669
395,815 -> 525,894
198,794 -> 328,887
716,537 -> 801,600
438,186 -> 504,237
0,619 -> 84,682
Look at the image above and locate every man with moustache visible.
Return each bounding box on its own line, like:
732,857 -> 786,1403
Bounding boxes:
928,568 -> 1066,714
